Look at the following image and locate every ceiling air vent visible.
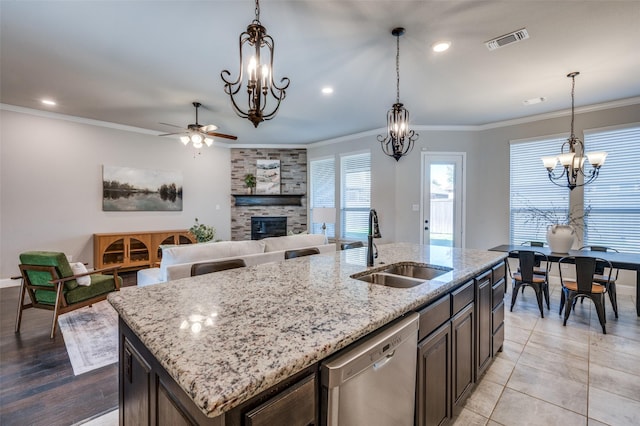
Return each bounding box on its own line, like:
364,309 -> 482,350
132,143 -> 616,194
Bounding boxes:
485,28 -> 529,51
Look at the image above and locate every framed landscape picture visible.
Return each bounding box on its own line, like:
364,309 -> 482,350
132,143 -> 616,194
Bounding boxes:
256,159 -> 280,194
102,166 -> 183,211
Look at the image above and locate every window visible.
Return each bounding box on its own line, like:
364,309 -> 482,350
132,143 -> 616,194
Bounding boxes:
340,152 -> 371,240
309,157 -> 335,237
583,125 -> 640,253
510,136 -> 570,244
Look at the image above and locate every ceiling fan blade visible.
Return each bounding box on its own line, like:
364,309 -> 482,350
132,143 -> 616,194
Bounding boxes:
159,122 -> 184,129
200,124 -> 219,133
205,131 -> 238,140
158,132 -> 185,137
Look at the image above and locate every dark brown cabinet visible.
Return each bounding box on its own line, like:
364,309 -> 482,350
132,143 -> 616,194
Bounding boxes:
416,262 -> 504,426
416,321 -> 451,426
451,302 -> 474,412
475,270 -> 493,378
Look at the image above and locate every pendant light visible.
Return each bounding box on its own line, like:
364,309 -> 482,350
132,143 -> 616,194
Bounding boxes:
378,27 -> 418,161
541,72 -> 607,190
221,0 -> 290,127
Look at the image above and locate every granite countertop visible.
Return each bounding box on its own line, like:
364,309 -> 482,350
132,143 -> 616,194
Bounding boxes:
108,243 -> 506,418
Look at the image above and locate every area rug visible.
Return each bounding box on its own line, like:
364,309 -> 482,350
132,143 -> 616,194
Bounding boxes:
57,300 -> 118,375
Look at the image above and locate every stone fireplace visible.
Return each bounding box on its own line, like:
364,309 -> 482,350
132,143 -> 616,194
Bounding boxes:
231,149 -> 307,240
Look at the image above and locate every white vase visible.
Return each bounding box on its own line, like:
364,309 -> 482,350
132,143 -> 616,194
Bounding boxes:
546,224 -> 575,253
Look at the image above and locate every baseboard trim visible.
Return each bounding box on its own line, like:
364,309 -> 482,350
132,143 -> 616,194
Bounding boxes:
1,278 -> 21,288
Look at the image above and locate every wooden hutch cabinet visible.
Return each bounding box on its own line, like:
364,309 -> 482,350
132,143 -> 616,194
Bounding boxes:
94,230 -> 195,271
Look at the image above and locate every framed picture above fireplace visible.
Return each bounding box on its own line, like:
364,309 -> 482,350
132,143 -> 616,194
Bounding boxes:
256,159 -> 280,194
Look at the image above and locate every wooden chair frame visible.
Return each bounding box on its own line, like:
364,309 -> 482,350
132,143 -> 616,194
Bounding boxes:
16,264 -> 121,339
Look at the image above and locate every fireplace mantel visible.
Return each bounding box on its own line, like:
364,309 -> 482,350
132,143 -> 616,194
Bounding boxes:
231,194 -> 304,206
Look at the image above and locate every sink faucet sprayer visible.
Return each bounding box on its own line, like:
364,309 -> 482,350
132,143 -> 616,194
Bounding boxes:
367,209 -> 382,267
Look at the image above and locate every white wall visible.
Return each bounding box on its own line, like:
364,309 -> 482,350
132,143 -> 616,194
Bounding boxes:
0,108 -> 231,278
308,103 -> 640,287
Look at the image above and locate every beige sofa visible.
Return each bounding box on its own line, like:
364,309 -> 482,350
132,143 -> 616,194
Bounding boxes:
137,234 -> 335,286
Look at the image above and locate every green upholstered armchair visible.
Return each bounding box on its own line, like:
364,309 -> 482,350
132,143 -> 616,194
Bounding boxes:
16,251 -> 122,338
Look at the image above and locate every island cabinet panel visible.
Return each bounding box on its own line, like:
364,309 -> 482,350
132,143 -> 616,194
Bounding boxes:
475,270 -> 493,379
122,340 -> 151,426
451,302 -> 474,413
416,321 -> 451,426
492,262 -> 506,356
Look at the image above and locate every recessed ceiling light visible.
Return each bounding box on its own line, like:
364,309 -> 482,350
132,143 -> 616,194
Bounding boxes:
41,99 -> 57,106
432,41 -> 451,53
523,97 -> 545,106
321,87 -> 334,95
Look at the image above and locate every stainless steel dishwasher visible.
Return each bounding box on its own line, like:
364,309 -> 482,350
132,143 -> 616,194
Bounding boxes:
321,312 -> 419,426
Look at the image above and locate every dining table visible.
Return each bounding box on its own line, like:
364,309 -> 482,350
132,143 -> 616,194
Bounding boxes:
489,244 -> 640,317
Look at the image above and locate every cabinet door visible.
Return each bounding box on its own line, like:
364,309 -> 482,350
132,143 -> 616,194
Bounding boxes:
416,323 -> 451,426
476,270 -> 492,378
451,303 -> 474,411
122,338 -> 151,426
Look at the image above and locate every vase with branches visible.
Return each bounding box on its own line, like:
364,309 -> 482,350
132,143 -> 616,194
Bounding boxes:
244,173 -> 256,194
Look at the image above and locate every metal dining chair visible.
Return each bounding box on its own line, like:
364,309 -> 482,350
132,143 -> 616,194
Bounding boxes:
506,250 -> 550,317
559,255 -> 613,334
579,246 -> 620,318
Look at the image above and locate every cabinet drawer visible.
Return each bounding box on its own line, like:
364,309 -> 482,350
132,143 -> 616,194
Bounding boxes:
418,295 -> 450,341
451,280 -> 474,316
245,374 -> 316,426
492,302 -> 504,333
492,279 -> 505,309
492,261 -> 506,284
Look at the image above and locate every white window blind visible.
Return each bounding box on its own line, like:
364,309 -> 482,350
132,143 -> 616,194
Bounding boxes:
510,136 -> 570,244
583,125 -> 640,253
309,158 -> 335,237
341,152 -> 371,240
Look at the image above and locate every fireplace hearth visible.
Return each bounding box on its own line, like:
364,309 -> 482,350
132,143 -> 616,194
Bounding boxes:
251,216 -> 287,240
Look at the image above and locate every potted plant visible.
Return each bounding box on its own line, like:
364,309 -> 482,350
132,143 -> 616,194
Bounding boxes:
244,173 -> 256,194
522,203 -> 591,253
189,218 -> 215,243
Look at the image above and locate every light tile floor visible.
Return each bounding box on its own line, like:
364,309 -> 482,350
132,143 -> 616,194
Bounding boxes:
455,279 -> 640,426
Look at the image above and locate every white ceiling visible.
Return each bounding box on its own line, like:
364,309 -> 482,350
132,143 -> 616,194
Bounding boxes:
2,1 -> 639,145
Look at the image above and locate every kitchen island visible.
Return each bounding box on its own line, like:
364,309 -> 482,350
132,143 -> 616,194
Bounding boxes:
108,243 -> 507,425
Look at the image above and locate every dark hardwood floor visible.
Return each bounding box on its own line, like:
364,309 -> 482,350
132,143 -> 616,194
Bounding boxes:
0,272 -> 136,426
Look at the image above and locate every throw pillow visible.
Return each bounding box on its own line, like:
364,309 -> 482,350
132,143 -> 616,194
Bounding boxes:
70,262 -> 91,286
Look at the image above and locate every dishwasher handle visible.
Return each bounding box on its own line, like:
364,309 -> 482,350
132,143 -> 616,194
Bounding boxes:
373,350 -> 396,370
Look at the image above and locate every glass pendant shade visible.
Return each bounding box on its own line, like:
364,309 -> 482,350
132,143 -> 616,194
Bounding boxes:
541,72 -> 606,190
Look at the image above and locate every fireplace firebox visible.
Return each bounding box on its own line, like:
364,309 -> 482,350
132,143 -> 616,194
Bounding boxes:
251,216 -> 287,240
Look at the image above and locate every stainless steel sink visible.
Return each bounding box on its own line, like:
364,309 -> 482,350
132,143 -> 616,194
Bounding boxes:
382,263 -> 453,280
354,272 -> 426,288
351,262 -> 453,288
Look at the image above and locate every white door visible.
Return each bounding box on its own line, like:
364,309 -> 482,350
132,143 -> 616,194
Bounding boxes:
421,152 -> 465,247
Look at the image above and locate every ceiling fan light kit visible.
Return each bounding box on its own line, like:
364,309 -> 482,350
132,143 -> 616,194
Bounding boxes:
378,27 -> 418,161
158,101 -> 237,148
221,0 -> 290,127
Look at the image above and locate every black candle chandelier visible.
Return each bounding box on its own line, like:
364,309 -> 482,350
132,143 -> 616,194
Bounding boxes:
541,72 -> 607,190
221,0 -> 290,127
378,27 -> 418,161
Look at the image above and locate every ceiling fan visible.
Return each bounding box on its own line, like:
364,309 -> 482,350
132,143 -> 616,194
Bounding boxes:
159,102 -> 237,147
